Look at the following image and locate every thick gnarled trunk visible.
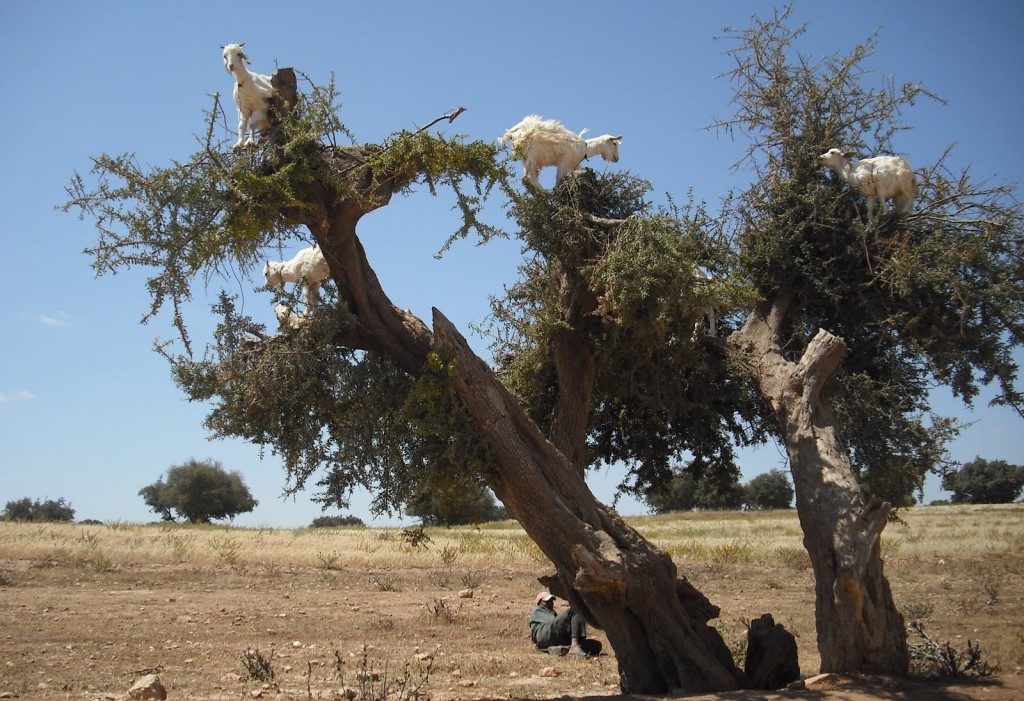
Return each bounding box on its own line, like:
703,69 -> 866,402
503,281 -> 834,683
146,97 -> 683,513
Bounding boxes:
432,310 -> 742,693
727,295 -> 908,675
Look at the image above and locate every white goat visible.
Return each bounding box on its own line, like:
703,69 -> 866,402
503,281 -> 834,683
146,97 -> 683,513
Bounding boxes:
274,303 -> 306,330
263,245 -> 330,312
692,267 -> 717,339
499,115 -> 622,187
221,42 -> 274,149
817,148 -> 916,215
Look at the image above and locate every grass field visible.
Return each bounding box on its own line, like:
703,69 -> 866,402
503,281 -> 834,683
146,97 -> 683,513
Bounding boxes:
0,504 -> 1021,699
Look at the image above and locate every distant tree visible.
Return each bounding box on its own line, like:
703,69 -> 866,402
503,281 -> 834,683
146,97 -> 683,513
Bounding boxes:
406,479 -> 507,526
138,480 -> 175,522
941,457 -> 1024,504
310,514 -> 365,528
645,463 -> 745,513
744,470 -> 794,510
139,459 -> 258,523
645,468 -> 696,514
1,497 -> 75,522
694,474 -> 746,511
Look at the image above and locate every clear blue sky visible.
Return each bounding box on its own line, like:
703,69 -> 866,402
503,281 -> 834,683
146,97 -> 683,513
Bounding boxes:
1,1 -> 1022,527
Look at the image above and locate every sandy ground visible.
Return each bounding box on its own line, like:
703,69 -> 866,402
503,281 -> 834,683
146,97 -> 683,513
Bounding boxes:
1,554 -> 1021,701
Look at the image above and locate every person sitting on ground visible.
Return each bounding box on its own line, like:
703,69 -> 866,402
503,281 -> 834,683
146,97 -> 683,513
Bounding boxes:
528,591 -> 602,657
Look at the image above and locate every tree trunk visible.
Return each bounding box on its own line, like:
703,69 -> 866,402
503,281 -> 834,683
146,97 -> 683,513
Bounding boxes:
292,156 -> 748,694
432,309 -> 743,693
549,261 -> 598,476
727,294 -> 908,675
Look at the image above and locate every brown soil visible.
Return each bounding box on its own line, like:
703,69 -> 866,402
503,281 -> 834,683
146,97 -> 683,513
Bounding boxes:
0,556 -> 1021,700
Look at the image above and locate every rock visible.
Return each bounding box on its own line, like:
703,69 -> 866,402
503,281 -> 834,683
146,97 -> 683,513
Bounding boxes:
458,680 -> 476,687
803,672 -> 841,689
458,589 -> 473,598
128,673 -> 167,700
221,672 -> 243,683
539,666 -> 561,678
743,613 -> 800,690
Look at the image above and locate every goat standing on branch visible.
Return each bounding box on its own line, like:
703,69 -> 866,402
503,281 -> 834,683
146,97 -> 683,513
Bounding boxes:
818,148 -> 916,215
499,115 -> 622,187
263,245 -> 330,314
221,42 -> 274,149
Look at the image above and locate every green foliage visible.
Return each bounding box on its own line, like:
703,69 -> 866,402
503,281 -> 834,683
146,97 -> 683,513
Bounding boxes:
406,482 -> 507,526
490,173 -> 766,497
743,470 -> 794,510
941,457 -> 1024,504
715,6 -> 1024,501
139,458 -> 258,523
63,80 -> 510,355
310,514 -> 366,528
1,497 -> 75,523
644,462 -> 745,513
368,128 -> 512,255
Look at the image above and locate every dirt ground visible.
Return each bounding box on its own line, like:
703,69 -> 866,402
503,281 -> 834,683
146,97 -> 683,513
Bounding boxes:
1,554 -> 1021,701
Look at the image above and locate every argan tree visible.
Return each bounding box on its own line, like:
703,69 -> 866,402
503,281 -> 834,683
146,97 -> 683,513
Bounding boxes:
1,497 -> 76,523
744,470 -> 794,511
140,458 -> 258,523
65,78 -> 751,690
711,7 -> 1023,675
942,457 -> 1024,504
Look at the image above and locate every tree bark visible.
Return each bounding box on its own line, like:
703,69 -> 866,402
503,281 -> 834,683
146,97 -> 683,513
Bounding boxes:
549,261 -> 598,475
432,309 -> 743,693
727,294 -> 908,675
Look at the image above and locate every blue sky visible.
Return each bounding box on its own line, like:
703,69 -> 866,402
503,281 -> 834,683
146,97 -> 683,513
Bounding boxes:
1,1 -> 1022,527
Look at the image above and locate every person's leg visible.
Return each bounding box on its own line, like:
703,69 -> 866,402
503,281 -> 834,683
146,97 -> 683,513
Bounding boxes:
568,609 -> 587,641
566,609 -> 602,656
550,608 -> 575,646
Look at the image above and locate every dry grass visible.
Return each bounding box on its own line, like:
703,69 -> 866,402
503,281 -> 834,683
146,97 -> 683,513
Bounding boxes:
0,504 -> 1021,700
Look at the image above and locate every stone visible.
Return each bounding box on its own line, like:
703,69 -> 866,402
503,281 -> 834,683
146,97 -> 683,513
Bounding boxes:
743,613 -> 800,690
128,673 -> 167,700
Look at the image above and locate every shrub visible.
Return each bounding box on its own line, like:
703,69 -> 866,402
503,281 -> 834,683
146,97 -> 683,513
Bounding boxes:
2,497 -> 75,522
311,514 -> 366,528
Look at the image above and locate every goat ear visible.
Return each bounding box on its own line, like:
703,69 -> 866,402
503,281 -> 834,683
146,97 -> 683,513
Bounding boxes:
843,151 -> 857,159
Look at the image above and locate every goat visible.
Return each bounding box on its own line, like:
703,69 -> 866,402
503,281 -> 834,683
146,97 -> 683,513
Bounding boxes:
274,303 -> 305,330
499,115 -> 622,187
221,42 -> 274,149
692,267 -> 717,339
263,245 -> 330,312
817,148 -> 916,215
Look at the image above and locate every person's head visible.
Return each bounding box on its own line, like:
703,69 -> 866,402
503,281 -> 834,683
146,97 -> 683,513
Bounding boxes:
536,591 -> 555,608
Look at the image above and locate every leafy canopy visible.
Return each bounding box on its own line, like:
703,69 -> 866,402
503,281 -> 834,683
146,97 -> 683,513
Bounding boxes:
1,497 -> 76,523
941,457 -> 1024,504
139,458 -> 258,523
714,6 -> 1024,504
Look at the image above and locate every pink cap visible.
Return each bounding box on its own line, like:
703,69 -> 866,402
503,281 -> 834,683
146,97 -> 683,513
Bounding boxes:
536,591 -> 554,604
